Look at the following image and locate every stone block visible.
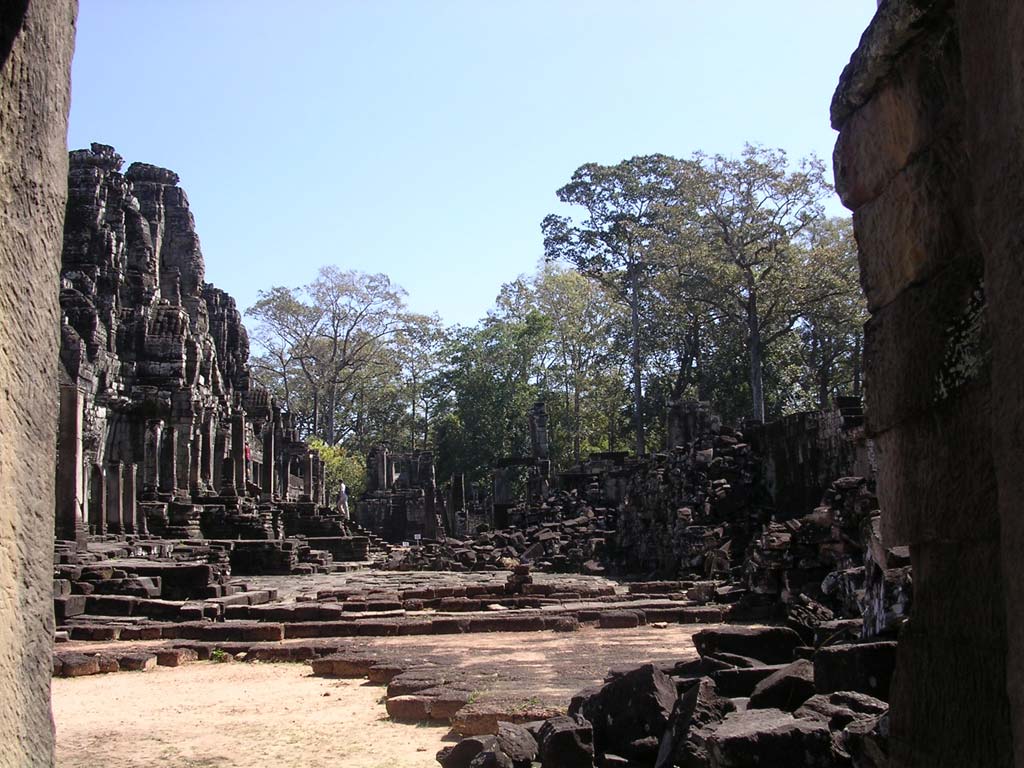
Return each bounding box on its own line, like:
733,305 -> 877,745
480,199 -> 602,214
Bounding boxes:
68,625 -> 121,641
537,715 -> 594,768
693,626 -> 801,665
386,695 -> 432,722
117,653 -> 157,672
53,595 -> 86,623
309,654 -> 377,678
59,654 -> 100,678
795,691 -> 888,731
854,138 -> 980,312
705,708 -> 832,767
875,384 -> 997,545
598,611 -> 641,629
747,659 -> 816,712
863,258 -> 986,435
888,620 -> 1011,767
834,24 -> 962,210
814,642 -> 898,701
711,666 -> 787,698
156,648 -> 198,667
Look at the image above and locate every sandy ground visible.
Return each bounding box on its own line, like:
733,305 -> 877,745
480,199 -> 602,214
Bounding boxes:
53,663 -> 449,768
52,625 -> 703,767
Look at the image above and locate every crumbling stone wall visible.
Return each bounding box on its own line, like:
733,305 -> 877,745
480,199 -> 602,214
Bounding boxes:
0,2 -> 77,765
748,397 -> 874,520
833,0 -> 1022,764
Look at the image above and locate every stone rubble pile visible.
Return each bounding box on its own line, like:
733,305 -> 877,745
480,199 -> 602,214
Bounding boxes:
438,624 -> 895,767
744,476 -> 912,641
382,493 -> 613,574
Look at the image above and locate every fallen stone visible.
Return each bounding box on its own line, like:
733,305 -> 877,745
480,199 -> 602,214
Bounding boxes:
747,659 -> 816,712
795,691 -> 888,731
813,642 -> 897,701
711,665 -> 787,697
570,664 -> 676,762
705,708 -> 834,767
496,721 -> 538,768
538,716 -> 595,768
655,677 -> 735,768
438,735 -> 500,768
693,626 -> 802,665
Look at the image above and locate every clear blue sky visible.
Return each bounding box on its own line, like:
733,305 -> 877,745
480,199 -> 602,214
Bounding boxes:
68,1 -> 876,327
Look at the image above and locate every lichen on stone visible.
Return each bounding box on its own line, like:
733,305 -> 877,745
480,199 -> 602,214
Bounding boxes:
933,280 -> 989,402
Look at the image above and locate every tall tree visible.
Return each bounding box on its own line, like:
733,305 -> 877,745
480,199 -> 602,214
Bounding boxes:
795,217 -> 867,408
675,145 -> 834,421
542,154 -> 680,455
246,268 -> 407,444
532,264 -> 619,463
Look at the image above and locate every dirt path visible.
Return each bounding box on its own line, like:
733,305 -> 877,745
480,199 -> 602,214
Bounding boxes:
53,663 -> 449,768
52,625 -> 704,767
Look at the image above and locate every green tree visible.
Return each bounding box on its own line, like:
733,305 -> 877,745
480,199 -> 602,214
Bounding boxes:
542,154 -> 680,456
673,145 -> 835,421
246,268 -> 408,444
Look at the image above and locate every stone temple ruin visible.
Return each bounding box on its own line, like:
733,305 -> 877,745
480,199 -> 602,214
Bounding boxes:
40,147 -> 915,767
4,1 -> 1024,767
54,143 -> 374,579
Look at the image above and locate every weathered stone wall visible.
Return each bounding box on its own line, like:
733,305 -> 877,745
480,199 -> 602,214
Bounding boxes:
748,398 -> 874,520
833,0 -> 1021,764
0,2 -> 77,765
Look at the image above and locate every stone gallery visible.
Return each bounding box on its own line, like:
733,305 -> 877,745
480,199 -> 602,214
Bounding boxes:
2,1 -> 1024,767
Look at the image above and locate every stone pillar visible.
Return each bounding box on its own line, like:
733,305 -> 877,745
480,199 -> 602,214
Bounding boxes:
200,414 -> 214,491
832,3 -> 1014,765
956,5 -> 1024,764
159,423 -> 176,496
188,423 -> 201,496
261,423 -> 275,499
105,462 -> 123,534
220,456 -> 237,496
54,384 -> 87,544
212,427 -> 226,493
311,454 -> 323,506
303,452 -> 313,500
0,2 -> 76,761
143,419 -> 162,500
88,464 -> 106,535
280,452 -> 291,499
121,463 -> 137,535
231,412 -> 246,493
174,419 -> 193,500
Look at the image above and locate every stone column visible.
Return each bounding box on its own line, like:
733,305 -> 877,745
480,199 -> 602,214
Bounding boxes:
130,463 -> 147,535
303,452 -> 313,500
231,412 -> 246,493
105,462 -> 123,534
0,4 -> 77,761
174,418 -> 193,500
261,423 -> 275,499
54,384 -> 86,544
143,419 -> 162,500
212,427 -> 226,493
200,414 -> 214,492
311,454 -> 323,506
88,464 -> 106,535
280,451 -> 291,499
220,456 -> 237,496
188,424 -> 201,496
159,423 -> 176,496
121,463 -> 137,535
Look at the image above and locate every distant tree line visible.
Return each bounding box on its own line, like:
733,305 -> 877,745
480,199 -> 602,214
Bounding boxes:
246,144 -> 865,489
